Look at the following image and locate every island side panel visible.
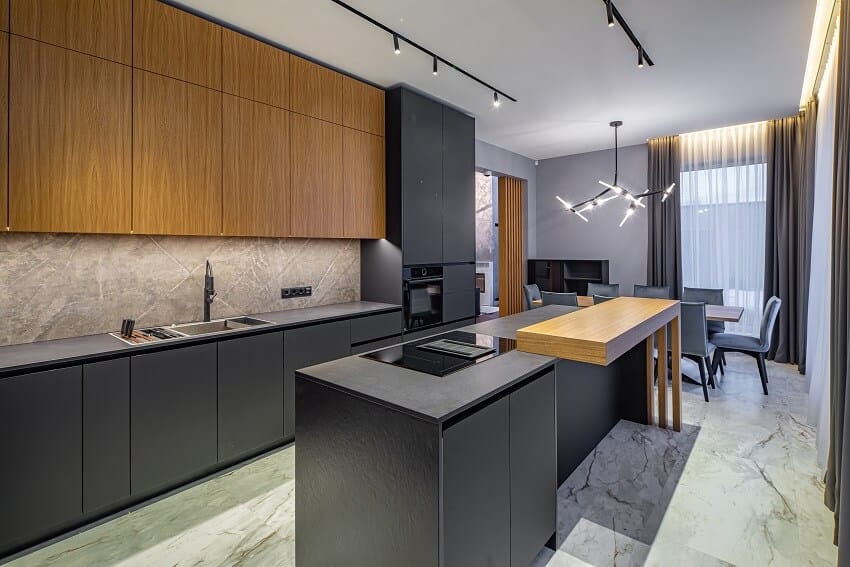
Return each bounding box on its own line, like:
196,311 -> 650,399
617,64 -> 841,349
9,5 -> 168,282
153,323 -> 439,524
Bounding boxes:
295,375 -> 440,567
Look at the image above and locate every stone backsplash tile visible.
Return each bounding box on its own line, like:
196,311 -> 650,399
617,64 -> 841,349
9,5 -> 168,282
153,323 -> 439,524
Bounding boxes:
0,233 -> 360,346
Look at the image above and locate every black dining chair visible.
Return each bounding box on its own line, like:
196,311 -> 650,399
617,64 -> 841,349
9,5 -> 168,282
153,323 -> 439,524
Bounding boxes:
676,302 -> 716,402
682,287 -> 726,373
523,284 -> 542,310
587,283 -> 620,297
592,294 -> 616,304
633,285 -> 674,299
710,296 -> 782,395
541,291 -> 578,307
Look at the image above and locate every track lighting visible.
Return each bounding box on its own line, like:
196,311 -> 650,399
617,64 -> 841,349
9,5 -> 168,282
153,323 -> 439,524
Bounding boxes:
493,91 -> 501,108
637,47 -> 645,68
433,56 -> 438,75
393,33 -> 400,54
606,0 -> 614,27
598,0 -> 654,67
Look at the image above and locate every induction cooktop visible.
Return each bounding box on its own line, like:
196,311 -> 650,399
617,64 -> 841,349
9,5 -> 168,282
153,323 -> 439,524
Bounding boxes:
362,331 -> 517,377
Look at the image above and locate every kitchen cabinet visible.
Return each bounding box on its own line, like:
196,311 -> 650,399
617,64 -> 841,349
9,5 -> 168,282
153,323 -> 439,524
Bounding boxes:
290,113 -> 344,237
0,367 -> 82,557
342,75 -> 384,136
9,36 -> 131,233
0,0 -> 7,31
11,0 -> 132,64
222,95 -> 291,237
290,55 -> 342,124
442,106 -> 476,263
349,310 -> 402,346
131,344 -> 218,498
83,358 -> 130,515
343,127 -> 385,238
218,332 -> 285,464
132,69 -> 222,236
222,29 -> 290,109
443,264 -> 476,323
283,320 -> 350,440
133,0 -> 221,89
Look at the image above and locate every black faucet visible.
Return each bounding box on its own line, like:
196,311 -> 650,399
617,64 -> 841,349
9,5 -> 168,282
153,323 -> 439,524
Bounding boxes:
203,260 -> 216,322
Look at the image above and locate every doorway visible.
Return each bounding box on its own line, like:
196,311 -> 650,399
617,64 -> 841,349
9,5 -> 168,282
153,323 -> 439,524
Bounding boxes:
475,172 -> 499,318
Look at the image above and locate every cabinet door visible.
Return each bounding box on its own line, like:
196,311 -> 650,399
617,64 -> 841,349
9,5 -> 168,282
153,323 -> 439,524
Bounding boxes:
133,69 -> 221,236
290,114 -> 344,237
443,264 -> 476,323
0,33 -> 7,229
343,127 -> 385,238
342,75 -> 384,135
0,367 -> 82,556
510,372 -> 557,567
131,344 -> 218,497
10,37 -> 131,233
442,397 -> 510,567
442,106 -> 475,263
133,0 -> 220,89
218,332 -> 285,463
401,90 -> 443,265
10,0 -> 132,64
290,55 -> 342,124
222,95 -> 290,237
283,320 -> 350,440
83,358 -> 130,515
222,29 -> 290,109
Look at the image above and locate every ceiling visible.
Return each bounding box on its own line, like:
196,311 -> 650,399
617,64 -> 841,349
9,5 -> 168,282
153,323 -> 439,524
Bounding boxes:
172,0 -> 817,160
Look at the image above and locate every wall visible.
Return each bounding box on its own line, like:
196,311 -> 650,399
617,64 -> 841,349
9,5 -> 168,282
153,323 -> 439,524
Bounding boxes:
536,143 -> 649,293
0,233 -> 359,346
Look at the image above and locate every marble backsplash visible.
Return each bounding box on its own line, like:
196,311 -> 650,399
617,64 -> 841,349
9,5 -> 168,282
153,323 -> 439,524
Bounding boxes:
0,233 -> 360,346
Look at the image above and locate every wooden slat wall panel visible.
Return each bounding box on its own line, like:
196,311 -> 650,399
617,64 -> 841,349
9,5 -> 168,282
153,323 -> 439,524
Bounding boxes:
498,176 -> 525,317
0,33 -> 7,228
221,29 -> 290,109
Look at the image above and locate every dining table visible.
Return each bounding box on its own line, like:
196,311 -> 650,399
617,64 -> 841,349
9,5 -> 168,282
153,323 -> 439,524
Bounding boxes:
531,296 -> 744,323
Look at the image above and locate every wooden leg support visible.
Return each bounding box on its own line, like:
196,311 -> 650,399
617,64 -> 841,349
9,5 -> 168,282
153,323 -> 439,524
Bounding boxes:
671,315 -> 682,431
656,326 -> 668,429
645,335 -> 655,426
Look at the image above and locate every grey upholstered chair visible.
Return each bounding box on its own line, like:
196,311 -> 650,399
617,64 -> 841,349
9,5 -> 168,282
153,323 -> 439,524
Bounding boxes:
677,302 -> 716,402
523,283 -> 542,310
587,282 -> 620,297
541,291 -> 578,307
682,286 -> 727,374
710,296 -> 782,395
633,285 -> 674,299
592,294 -> 616,304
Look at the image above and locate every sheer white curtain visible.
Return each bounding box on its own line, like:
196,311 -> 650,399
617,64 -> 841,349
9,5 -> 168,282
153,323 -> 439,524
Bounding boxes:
680,122 -> 769,336
808,37 -> 838,470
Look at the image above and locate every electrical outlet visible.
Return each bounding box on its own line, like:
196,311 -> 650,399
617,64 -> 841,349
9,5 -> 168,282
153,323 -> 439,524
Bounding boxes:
281,286 -> 313,299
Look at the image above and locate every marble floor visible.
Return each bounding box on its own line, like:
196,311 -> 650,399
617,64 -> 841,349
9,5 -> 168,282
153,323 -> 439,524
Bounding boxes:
5,354 -> 836,566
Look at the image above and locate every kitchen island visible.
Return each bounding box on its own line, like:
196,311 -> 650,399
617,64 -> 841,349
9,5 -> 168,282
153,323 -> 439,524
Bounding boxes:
295,300 -> 681,567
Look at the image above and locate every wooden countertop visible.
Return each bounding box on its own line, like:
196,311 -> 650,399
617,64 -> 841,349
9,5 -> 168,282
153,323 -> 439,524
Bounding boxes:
516,297 -> 680,365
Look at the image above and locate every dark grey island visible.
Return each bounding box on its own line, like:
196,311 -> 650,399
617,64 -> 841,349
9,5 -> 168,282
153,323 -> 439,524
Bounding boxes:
295,304 -> 673,567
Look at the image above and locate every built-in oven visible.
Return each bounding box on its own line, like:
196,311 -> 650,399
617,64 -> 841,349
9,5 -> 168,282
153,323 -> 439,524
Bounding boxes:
403,266 -> 443,331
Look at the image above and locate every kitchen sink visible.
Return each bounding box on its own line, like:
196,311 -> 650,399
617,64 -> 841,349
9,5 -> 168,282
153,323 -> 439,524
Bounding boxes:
171,316 -> 272,336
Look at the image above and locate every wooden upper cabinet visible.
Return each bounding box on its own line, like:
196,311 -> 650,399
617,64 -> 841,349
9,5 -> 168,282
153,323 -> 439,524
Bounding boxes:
9,36 -> 131,233
0,33 -> 7,228
342,77 -> 385,136
222,29 -> 290,109
290,55 -> 342,124
223,95 -> 291,237
132,70 -> 221,236
10,0 -> 132,64
290,114 -> 344,237
343,128 -> 385,239
133,0 -> 221,89
0,1 -> 8,31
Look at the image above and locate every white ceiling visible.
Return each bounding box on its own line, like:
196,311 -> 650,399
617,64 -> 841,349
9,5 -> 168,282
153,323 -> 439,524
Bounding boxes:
173,0 -> 817,160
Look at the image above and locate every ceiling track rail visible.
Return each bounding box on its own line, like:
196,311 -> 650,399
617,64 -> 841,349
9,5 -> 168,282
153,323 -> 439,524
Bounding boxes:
600,0 -> 655,66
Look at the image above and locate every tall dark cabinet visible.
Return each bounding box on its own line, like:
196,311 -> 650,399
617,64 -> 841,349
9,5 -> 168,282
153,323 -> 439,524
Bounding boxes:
442,105 -> 475,264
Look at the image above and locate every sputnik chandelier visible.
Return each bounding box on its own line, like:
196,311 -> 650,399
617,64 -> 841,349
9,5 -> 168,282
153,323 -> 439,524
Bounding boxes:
555,121 -> 675,227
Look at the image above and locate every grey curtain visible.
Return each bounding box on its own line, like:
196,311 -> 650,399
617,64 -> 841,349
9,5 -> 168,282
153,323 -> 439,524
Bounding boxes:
647,136 -> 682,298
827,0 -> 850,556
764,101 -> 817,372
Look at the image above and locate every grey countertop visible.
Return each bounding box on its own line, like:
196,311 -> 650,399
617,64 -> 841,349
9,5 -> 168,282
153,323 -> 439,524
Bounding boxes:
296,306 -> 575,424
0,301 -> 401,378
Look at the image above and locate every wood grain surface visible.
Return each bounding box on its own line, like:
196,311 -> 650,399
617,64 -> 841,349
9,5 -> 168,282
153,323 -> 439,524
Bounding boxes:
222,29 -> 290,109
290,55 -> 342,124
290,113 -> 343,237
342,75 -> 384,136
343,127 -> 384,238
498,176 -> 525,317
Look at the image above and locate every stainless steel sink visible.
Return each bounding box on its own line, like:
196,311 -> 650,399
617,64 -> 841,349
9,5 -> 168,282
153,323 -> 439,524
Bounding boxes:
171,316 -> 272,337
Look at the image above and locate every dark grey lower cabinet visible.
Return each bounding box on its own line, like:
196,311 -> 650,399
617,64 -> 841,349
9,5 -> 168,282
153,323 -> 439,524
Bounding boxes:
443,264 -> 476,323
83,359 -> 130,515
0,367 -> 82,556
443,397 -> 511,567
131,344 -> 218,498
283,320 -> 350,440
218,332 -> 284,463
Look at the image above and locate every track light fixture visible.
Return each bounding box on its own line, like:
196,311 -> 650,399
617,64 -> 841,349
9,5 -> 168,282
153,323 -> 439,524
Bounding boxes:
493,91 -> 501,108
330,0 -> 516,106
606,0 -> 614,27
637,47 -> 645,68
599,0 -> 654,67
554,121 -> 675,226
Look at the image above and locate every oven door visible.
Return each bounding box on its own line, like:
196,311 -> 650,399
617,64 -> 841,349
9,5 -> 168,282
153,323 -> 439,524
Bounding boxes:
403,277 -> 443,331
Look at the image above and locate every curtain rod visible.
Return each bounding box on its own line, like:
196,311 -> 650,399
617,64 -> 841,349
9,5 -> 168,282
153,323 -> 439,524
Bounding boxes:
810,0 -> 840,103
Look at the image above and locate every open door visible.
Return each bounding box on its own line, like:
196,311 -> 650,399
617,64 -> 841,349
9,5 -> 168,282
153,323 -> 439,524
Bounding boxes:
498,176 -> 525,317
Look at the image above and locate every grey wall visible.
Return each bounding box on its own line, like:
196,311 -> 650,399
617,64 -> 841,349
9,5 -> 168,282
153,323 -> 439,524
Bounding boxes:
0,234 -> 360,346
536,143 -> 649,293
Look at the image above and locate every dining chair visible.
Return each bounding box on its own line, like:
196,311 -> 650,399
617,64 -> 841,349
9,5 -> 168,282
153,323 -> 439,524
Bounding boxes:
541,291 -> 578,307
587,283 -> 620,297
592,294 -> 616,304
682,286 -> 727,374
676,302 -> 716,402
633,285 -> 674,299
710,296 -> 782,395
523,283 -> 542,310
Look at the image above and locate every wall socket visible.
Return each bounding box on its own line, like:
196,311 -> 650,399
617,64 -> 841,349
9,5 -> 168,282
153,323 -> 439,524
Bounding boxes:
281,286 -> 312,299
